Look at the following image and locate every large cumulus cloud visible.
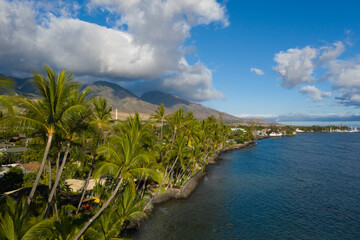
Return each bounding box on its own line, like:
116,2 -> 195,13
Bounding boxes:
273,46 -> 317,88
0,0 -> 228,101
273,41 -> 360,107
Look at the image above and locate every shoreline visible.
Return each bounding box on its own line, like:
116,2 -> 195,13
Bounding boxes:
131,141 -> 257,232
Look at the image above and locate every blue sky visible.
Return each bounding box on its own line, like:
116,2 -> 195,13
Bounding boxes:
1,0 -> 360,122
196,0 -> 360,120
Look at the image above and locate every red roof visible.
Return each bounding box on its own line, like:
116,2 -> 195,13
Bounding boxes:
20,163 -> 48,172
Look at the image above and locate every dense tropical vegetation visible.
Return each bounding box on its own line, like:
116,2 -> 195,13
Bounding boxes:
0,66 -> 255,239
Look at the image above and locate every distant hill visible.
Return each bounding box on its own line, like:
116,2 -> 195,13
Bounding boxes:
83,81 -> 159,115
1,75 -> 273,125
84,81 -> 137,100
141,91 -> 190,107
13,77 -> 37,95
0,75 -> 37,96
140,91 -> 267,123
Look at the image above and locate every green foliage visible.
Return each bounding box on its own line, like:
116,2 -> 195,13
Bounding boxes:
0,127 -> 18,142
86,185 -> 146,239
0,64 -> 240,239
0,167 -> 24,193
21,148 -> 44,163
297,125 -> 350,132
92,177 -> 117,201
0,197 -> 54,240
23,173 -> 36,188
0,152 -> 22,165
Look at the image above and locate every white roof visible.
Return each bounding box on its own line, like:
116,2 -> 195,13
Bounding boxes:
65,178 -> 105,192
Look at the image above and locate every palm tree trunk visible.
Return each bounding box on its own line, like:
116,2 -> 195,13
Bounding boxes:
167,156 -> 179,184
76,127 -> 102,214
178,168 -> 188,183
143,163 -> 170,210
160,118 -> 164,140
76,167 -> 92,214
172,127 -> 177,143
54,192 -> 59,221
135,174 -> 143,192
48,158 -> 52,189
54,150 -> 60,220
73,177 -> 123,240
139,176 -> 148,200
166,171 -> 174,190
43,140 -> 71,218
56,150 -> 60,179
27,133 -> 53,206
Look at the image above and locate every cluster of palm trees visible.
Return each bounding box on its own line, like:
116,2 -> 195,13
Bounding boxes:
0,66 -> 232,239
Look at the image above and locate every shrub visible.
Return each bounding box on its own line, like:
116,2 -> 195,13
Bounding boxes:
0,167 -> 24,193
23,172 -> 37,188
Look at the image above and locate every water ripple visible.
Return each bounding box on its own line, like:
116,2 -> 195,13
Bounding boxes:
134,133 -> 360,240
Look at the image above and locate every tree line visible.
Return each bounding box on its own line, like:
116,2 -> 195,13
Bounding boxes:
0,66 -> 246,239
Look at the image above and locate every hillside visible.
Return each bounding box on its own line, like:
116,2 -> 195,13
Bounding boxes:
0,75 -> 37,97
83,81 -> 159,115
140,91 -> 268,124
1,75 -> 273,125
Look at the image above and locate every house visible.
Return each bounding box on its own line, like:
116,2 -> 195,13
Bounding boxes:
231,127 -> 245,132
269,132 -> 283,137
20,163 -> 49,174
65,178 -> 106,193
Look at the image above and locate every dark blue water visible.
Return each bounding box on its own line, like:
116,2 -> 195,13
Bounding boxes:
134,133 -> 360,240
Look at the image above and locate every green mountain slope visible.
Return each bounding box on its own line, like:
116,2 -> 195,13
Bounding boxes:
2,75 -> 272,124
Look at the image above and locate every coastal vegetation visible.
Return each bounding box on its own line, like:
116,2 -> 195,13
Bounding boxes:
296,125 -> 350,132
0,66 -> 256,239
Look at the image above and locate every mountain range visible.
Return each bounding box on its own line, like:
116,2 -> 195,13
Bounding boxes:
6,76 -> 272,125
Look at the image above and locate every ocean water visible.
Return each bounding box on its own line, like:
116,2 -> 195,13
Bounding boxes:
134,133 -> 360,240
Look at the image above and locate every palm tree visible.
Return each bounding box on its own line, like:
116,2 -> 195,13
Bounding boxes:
73,113 -> 161,240
143,134 -> 189,210
84,206 -> 120,240
166,108 -> 185,143
151,103 -> 165,140
164,135 -> 190,188
85,185 -> 146,240
46,205 -> 83,240
0,197 -> 53,240
43,88 -> 90,218
7,66 -> 77,206
76,96 -> 112,213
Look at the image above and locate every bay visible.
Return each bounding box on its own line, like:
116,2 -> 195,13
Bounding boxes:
134,133 -> 360,240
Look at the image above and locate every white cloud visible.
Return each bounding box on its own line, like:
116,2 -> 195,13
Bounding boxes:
273,46 -> 317,88
240,112 -> 360,122
272,41 -> 360,107
317,41 -> 345,66
237,113 -> 279,119
300,85 -> 331,102
0,0 -> 228,101
133,58 -> 223,101
325,60 -> 360,90
322,60 -> 360,106
250,67 -> 264,75
160,59 -> 224,101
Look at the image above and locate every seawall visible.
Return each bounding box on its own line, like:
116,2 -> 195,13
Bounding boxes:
145,141 -> 255,210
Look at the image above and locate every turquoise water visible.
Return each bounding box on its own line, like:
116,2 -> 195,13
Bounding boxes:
134,133 -> 360,240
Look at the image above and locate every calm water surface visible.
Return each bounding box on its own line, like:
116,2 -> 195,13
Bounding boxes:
134,133 -> 360,240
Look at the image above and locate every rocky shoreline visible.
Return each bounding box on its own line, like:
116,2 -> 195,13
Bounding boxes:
138,141 -> 256,223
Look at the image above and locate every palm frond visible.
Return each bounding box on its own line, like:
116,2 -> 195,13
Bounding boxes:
94,162 -> 121,179
21,219 -> 55,240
